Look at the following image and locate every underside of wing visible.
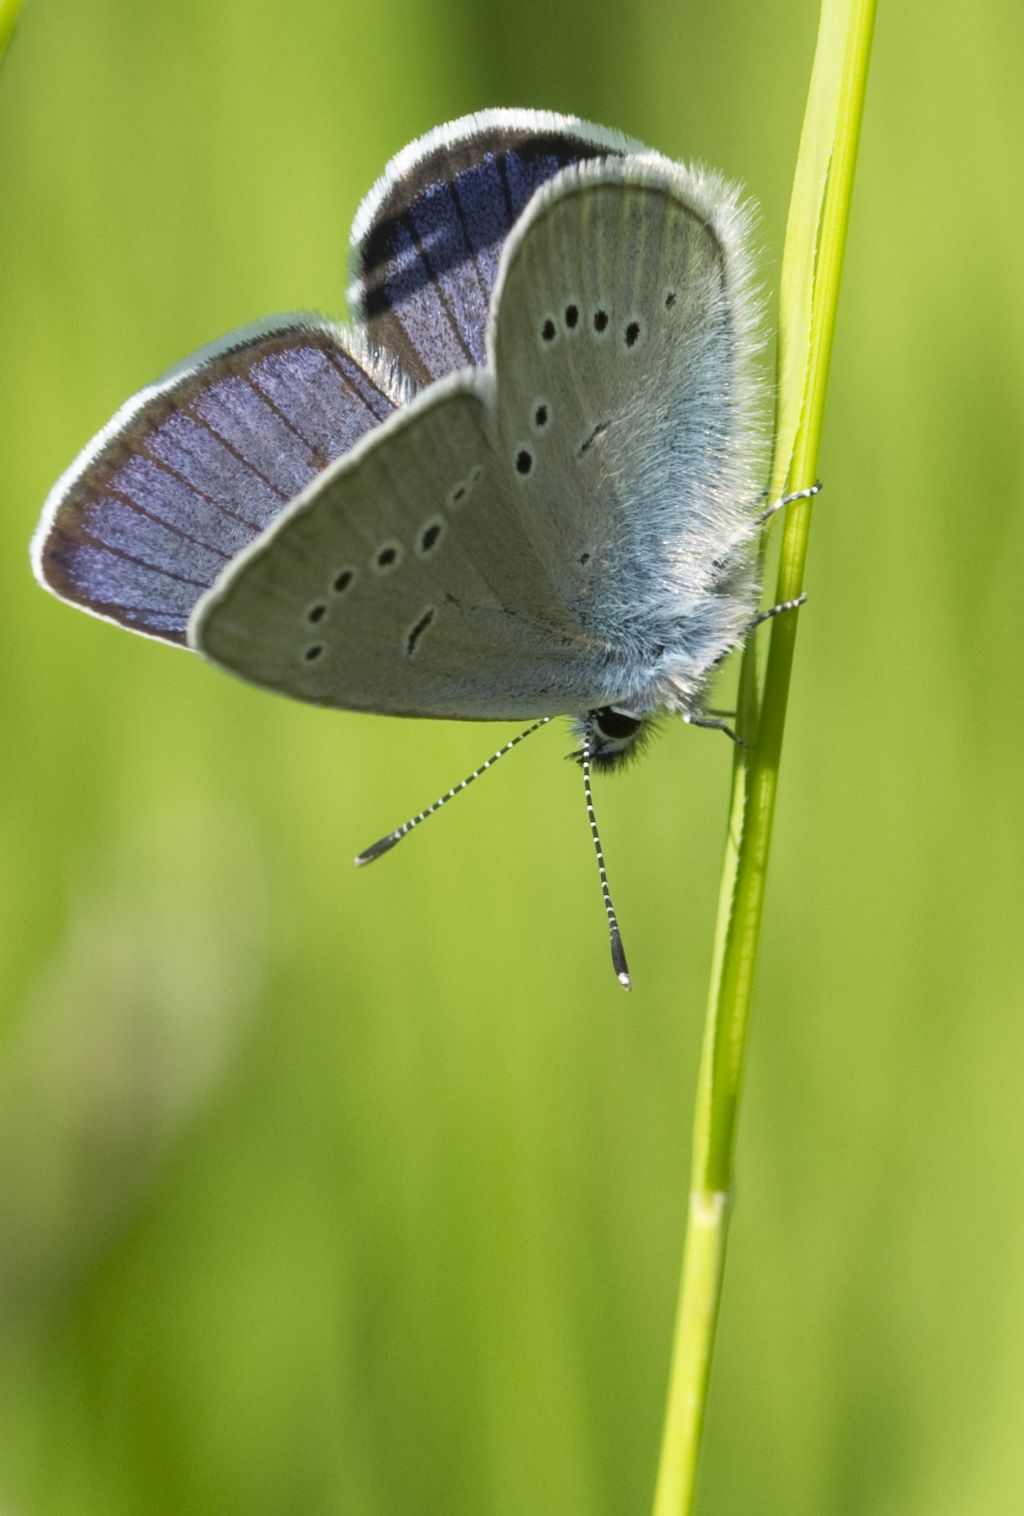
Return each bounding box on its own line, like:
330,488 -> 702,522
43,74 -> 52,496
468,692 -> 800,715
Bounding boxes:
486,157 -> 767,675
191,373 -> 614,720
347,109 -> 646,388
32,319 -> 402,644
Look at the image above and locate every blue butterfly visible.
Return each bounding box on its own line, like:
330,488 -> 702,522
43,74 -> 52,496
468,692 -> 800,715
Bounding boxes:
33,110 -> 812,985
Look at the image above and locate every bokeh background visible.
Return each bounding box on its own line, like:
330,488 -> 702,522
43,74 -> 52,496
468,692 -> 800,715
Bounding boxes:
2,1 -> 1022,1511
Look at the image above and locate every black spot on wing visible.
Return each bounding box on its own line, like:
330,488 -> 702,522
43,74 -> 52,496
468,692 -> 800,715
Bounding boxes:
405,606 -> 435,655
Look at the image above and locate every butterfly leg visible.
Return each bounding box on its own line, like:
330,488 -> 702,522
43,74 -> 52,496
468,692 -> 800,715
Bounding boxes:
691,596 -> 808,750
683,710 -> 747,748
755,479 -> 822,527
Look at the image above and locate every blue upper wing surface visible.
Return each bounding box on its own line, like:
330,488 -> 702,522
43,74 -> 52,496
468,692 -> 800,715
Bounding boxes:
33,320 -> 399,644
348,110 -> 638,386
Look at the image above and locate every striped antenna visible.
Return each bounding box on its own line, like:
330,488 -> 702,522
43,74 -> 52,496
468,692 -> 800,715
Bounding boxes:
581,735 -> 631,991
355,716 -> 552,865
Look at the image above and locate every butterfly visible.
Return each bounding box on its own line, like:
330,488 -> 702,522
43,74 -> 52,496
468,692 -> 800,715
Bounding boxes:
32,109 -> 808,987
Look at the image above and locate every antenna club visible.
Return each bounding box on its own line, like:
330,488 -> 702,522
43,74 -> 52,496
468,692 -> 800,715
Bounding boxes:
354,832 -> 402,866
611,934 -> 631,990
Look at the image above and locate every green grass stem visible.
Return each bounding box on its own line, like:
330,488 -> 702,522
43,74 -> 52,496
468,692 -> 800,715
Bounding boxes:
651,2 -> 878,1512
0,0 -> 21,63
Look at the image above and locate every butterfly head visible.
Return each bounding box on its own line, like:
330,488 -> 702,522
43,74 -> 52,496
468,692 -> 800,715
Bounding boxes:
569,708 -> 653,773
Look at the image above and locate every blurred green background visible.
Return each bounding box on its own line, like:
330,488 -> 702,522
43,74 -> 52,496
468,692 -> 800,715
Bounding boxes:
2,1 -> 1023,1511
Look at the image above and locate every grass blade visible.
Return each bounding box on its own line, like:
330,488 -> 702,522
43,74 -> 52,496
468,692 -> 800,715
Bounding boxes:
651,3 -> 878,1512
0,0 -> 20,64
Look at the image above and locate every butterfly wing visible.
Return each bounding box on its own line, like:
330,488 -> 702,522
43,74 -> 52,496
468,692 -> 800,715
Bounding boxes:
190,371 -> 614,720
193,154 -> 766,723
35,127 -> 765,727
487,157 -> 766,686
347,109 -> 644,388
32,319 -> 402,644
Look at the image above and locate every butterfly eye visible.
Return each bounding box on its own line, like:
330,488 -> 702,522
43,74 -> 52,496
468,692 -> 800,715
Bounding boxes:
576,709 -> 649,775
593,708 -> 641,741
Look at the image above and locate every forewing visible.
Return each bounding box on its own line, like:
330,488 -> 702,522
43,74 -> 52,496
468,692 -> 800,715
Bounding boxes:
487,158 -> 765,664
191,375 -> 610,720
32,319 -> 400,644
348,110 -> 641,387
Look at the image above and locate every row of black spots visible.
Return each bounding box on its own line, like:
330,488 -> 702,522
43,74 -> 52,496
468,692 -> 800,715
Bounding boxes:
539,302 -> 580,343
307,566 -> 356,619
538,308 -> 643,347
373,518 -> 448,575
302,560 -> 359,653
373,514 -> 447,576
405,606 -> 435,656
311,516 -> 445,634
513,400 -> 553,480
374,511 -> 451,573
305,576 -> 332,660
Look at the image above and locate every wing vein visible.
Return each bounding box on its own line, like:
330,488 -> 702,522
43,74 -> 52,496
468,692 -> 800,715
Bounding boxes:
101,483 -> 234,558
179,404 -> 290,503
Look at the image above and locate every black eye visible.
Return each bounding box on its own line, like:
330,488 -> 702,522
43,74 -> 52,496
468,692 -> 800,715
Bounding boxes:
593,707 -> 641,740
